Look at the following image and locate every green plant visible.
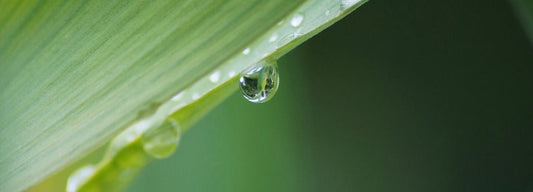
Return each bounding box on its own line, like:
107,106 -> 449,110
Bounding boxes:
0,0 -> 367,191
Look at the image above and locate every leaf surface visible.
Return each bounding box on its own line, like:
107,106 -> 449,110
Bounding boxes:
0,0 -> 367,191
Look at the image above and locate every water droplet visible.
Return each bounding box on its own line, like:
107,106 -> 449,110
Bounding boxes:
67,165 -> 95,192
142,118 -> 181,158
269,34 -> 278,42
239,60 -> 279,103
242,48 -> 250,55
192,93 -> 199,100
209,71 -> 221,83
325,10 -> 331,16
290,13 -> 304,27
228,71 -> 236,78
340,0 -> 359,10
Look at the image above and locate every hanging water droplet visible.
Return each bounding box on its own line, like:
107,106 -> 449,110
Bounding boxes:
239,60 -> 279,103
67,165 -> 95,192
142,118 -> 181,158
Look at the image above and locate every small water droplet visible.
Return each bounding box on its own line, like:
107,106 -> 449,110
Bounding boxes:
192,93 -> 199,100
142,118 -> 181,158
67,165 -> 95,192
239,60 -> 279,103
340,0 -> 359,10
209,71 -> 221,83
325,10 -> 331,16
242,48 -> 250,55
290,13 -> 304,27
228,71 -> 236,78
269,33 -> 278,42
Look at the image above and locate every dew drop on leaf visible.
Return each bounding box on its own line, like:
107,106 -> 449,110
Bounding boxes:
239,60 -> 279,103
290,13 -> 304,27
141,118 -> 181,159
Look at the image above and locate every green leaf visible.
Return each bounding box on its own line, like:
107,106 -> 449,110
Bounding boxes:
0,0 -> 367,191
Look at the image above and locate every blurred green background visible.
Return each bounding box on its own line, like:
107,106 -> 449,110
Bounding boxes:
126,0 -> 533,192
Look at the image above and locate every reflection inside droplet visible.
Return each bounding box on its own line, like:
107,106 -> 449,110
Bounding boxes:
239,60 -> 279,103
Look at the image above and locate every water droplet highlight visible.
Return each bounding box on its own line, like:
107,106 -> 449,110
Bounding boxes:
142,118 -> 181,158
269,33 -> 278,42
67,165 -> 95,192
209,71 -> 221,83
228,71 -> 236,78
239,60 -> 279,103
290,13 -> 304,27
192,93 -> 199,100
242,48 -> 250,55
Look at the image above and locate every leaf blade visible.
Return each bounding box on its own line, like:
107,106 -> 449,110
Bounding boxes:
0,0 -> 304,190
